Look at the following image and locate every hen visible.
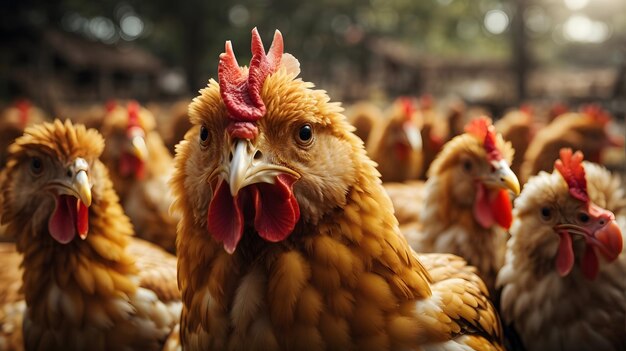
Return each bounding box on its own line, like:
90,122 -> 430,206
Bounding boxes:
100,101 -> 179,252
345,101 -> 383,146
388,117 -> 520,291
367,97 -> 423,182
0,100 -> 47,169
171,28 -> 503,350
0,120 -> 181,350
494,106 -> 534,177
497,149 -> 625,350
519,104 -> 623,183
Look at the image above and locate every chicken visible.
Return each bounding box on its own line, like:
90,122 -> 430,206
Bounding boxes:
366,97 -> 423,182
345,101 -> 383,145
495,106 -> 534,177
497,149 -> 625,350
388,117 -> 520,291
100,101 -> 179,252
163,99 -> 193,154
519,104 -> 623,184
0,120 -> 181,350
0,100 -> 47,169
171,28 -> 503,350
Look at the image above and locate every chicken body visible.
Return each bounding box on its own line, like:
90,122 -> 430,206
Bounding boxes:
0,101 -> 46,169
366,97 -> 423,182
497,152 -> 626,350
345,101 -> 382,146
172,28 -> 503,350
519,109 -> 622,183
0,120 -> 180,350
495,109 -> 534,177
388,118 -> 520,291
100,102 -> 179,252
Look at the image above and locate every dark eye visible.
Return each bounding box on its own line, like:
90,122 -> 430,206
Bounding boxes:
30,157 -> 43,175
540,207 -> 552,220
577,212 -> 590,223
199,125 -> 209,144
462,159 -> 473,172
296,124 -> 313,146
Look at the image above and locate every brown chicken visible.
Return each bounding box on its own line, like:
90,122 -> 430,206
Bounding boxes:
0,120 -> 180,350
0,100 -> 47,169
171,28 -> 503,350
367,97 -> 423,182
163,99 -> 193,153
519,104 -> 623,183
100,101 -> 179,252
387,117 -> 520,291
345,101 -> 383,145
497,149 -> 625,350
495,105 -> 535,177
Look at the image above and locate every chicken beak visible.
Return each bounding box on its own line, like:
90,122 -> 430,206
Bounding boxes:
228,139 -> 300,197
74,169 -> 92,207
131,135 -> 148,161
403,122 -> 422,152
588,204 -> 623,261
485,159 -> 521,196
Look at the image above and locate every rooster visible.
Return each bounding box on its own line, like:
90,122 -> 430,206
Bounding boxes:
519,104 -> 623,183
100,101 -> 179,252
367,97 -> 423,182
497,149 -> 625,350
171,28 -> 503,350
0,120 -> 181,350
387,117 -> 520,291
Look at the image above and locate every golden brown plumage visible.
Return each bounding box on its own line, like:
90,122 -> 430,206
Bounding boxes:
388,118 -> 520,292
100,102 -> 179,252
0,120 -> 180,350
163,99 -> 194,154
497,150 -> 626,350
366,97 -> 423,182
495,108 -> 534,177
171,28 -> 503,350
345,101 -> 383,145
0,101 -> 47,169
519,107 -> 623,184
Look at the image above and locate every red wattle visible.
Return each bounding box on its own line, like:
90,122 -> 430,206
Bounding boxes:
77,201 -> 89,239
253,175 -> 300,242
491,189 -> 513,229
581,245 -> 599,280
208,180 -> 244,254
556,231 -> 575,277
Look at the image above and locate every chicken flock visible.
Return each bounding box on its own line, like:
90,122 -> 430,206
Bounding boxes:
0,28 -> 624,351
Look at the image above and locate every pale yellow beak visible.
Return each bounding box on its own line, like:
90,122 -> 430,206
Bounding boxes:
484,159 -> 521,196
131,135 -> 149,161
47,158 -> 93,207
74,169 -> 92,207
227,139 -> 300,196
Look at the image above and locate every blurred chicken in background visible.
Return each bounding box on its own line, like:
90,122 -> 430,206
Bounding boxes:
0,100 -> 47,169
99,101 -> 179,253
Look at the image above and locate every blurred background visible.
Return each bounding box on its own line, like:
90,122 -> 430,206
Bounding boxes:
1,0 -> 625,117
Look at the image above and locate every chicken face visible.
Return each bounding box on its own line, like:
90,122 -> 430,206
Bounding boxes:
1,120 -> 103,244
101,101 -> 149,180
513,149 -> 622,280
178,29 -> 359,254
429,117 -> 520,229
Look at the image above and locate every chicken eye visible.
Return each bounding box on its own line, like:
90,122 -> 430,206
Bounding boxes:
577,212 -> 590,223
540,207 -> 552,221
199,126 -> 209,144
30,157 -> 43,176
462,159 -> 473,172
296,124 -> 314,146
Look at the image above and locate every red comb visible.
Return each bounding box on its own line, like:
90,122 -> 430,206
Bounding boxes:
127,101 -> 141,129
14,99 -> 31,127
549,102 -> 568,120
105,100 -> 117,113
555,148 -> 588,203
219,28 -> 283,139
464,117 -> 502,162
580,104 -> 610,125
398,97 -> 415,121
